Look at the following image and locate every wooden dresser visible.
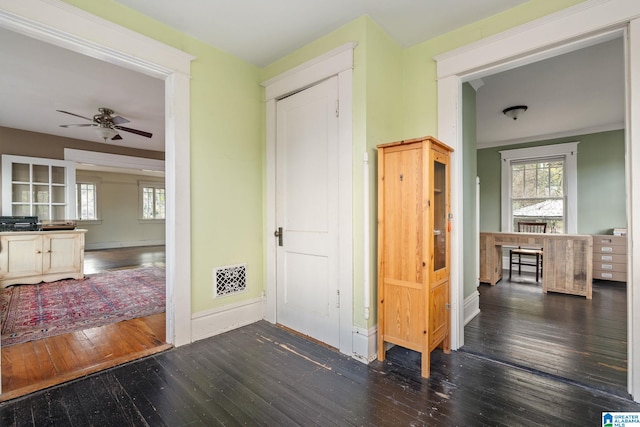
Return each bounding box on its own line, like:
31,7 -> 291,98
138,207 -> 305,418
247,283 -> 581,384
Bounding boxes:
592,234 -> 627,282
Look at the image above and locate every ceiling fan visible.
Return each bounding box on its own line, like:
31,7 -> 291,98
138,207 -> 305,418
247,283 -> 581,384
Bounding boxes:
57,107 -> 153,142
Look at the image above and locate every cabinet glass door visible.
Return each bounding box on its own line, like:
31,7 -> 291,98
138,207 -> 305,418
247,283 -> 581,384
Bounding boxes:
433,158 -> 446,271
2,155 -> 76,219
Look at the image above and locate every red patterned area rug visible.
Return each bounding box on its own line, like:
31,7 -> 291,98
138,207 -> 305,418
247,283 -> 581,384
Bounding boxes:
0,266 -> 165,347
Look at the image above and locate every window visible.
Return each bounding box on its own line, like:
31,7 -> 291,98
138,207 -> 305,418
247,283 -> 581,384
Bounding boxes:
139,181 -> 165,220
1,155 -> 76,220
501,142 -> 578,234
511,159 -> 564,232
77,181 -> 99,220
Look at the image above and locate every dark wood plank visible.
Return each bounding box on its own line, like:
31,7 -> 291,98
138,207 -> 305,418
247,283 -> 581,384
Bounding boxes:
464,276 -> 628,397
1,320 -> 639,426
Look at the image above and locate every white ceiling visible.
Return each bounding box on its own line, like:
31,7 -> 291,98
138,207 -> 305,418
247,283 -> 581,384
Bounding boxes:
113,0 -> 528,67
476,36 -> 625,148
0,1 -> 626,153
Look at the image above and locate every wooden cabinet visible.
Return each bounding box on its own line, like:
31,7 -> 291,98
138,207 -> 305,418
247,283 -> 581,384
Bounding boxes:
592,234 -> 627,282
377,136 -> 453,378
0,230 -> 86,287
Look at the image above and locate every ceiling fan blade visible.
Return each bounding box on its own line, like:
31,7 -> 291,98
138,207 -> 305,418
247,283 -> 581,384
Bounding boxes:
111,115 -> 130,125
56,110 -> 93,121
114,125 -> 152,138
111,133 -> 123,141
60,123 -> 97,128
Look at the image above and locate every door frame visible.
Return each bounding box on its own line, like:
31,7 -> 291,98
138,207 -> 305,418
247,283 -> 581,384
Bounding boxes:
434,0 -> 640,401
262,43 -> 354,356
0,0 -> 194,362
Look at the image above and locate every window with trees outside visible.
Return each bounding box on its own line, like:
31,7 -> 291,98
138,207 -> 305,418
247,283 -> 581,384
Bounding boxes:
139,181 -> 165,220
500,142 -> 578,234
511,159 -> 564,233
77,182 -> 98,220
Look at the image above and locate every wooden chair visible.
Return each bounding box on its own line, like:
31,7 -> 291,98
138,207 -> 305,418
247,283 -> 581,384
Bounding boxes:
509,222 -> 547,282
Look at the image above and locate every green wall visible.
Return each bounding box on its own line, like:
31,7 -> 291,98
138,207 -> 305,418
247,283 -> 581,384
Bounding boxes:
62,0 -> 264,313
477,129 -> 626,235
58,0 -> 589,323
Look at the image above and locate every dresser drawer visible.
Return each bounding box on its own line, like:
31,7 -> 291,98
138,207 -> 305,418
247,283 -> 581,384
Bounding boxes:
593,243 -> 627,255
593,261 -> 626,274
593,253 -> 626,264
592,235 -> 627,282
593,235 -> 627,246
593,270 -> 627,282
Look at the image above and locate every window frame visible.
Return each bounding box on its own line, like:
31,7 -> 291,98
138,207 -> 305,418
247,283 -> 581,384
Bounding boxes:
138,180 -> 166,222
500,142 -> 578,234
76,176 -> 102,223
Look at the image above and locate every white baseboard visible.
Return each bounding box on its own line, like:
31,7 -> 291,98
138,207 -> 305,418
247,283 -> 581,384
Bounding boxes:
85,240 -> 165,250
464,289 -> 481,325
352,325 -> 378,364
191,297 -> 264,342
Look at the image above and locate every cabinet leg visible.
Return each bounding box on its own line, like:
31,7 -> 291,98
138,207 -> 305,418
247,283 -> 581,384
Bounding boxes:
421,350 -> 431,378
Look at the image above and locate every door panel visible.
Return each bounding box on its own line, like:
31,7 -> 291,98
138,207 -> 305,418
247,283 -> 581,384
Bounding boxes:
275,77 -> 340,348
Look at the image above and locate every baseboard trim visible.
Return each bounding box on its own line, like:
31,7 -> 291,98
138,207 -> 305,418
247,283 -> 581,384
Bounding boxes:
464,289 -> 481,325
352,325 -> 378,364
191,297 -> 264,342
85,240 -> 165,250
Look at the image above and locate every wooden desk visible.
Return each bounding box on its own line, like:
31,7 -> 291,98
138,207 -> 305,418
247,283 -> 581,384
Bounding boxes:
480,232 -> 593,299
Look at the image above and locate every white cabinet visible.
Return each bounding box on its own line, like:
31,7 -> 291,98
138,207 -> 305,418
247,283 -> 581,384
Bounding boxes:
0,230 -> 86,287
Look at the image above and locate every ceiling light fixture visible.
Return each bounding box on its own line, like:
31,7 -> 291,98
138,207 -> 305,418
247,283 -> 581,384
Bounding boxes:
95,124 -> 117,141
502,105 -> 528,120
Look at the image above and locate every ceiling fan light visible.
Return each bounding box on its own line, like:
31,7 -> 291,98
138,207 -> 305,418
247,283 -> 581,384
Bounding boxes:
503,105 -> 528,120
95,126 -> 117,141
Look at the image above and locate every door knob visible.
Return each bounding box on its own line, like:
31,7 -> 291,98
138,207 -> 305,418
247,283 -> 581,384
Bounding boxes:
274,227 -> 283,246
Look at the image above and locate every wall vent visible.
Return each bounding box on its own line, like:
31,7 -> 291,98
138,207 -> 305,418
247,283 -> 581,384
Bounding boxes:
213,263 -> 247,298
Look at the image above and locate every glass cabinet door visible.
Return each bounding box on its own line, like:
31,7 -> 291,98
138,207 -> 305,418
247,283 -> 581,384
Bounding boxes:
432,155 -> 447,272
2,155 -> 76,220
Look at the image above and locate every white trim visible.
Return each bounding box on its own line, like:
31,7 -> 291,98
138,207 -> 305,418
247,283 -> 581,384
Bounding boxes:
463,290 -> 480,326
438,75 -> 464,350
263,45 -> 354,357
436,0 -> 640,401
191,297 -> 264,342
499,142 -> 578,234
628,17 -> 640,401
352,325 -> 378,364
0,0 -> 192,77
0,0 -> 194,365
434,1 -> 629,79
262,42 -> 356,100
64,148 -> 165,173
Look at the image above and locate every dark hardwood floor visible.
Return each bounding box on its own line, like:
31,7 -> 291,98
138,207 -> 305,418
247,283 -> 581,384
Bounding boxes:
0,246 -> 168,401
1,320 -> 639,426
83,245 -> 166,274
464,272 -> 628,397
2,253 -> 637,424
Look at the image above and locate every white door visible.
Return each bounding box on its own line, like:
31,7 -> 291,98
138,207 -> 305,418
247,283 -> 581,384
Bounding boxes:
275,76 -> 340,348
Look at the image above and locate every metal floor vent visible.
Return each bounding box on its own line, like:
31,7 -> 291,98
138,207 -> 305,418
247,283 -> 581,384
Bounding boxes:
213,263 -> 247,298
